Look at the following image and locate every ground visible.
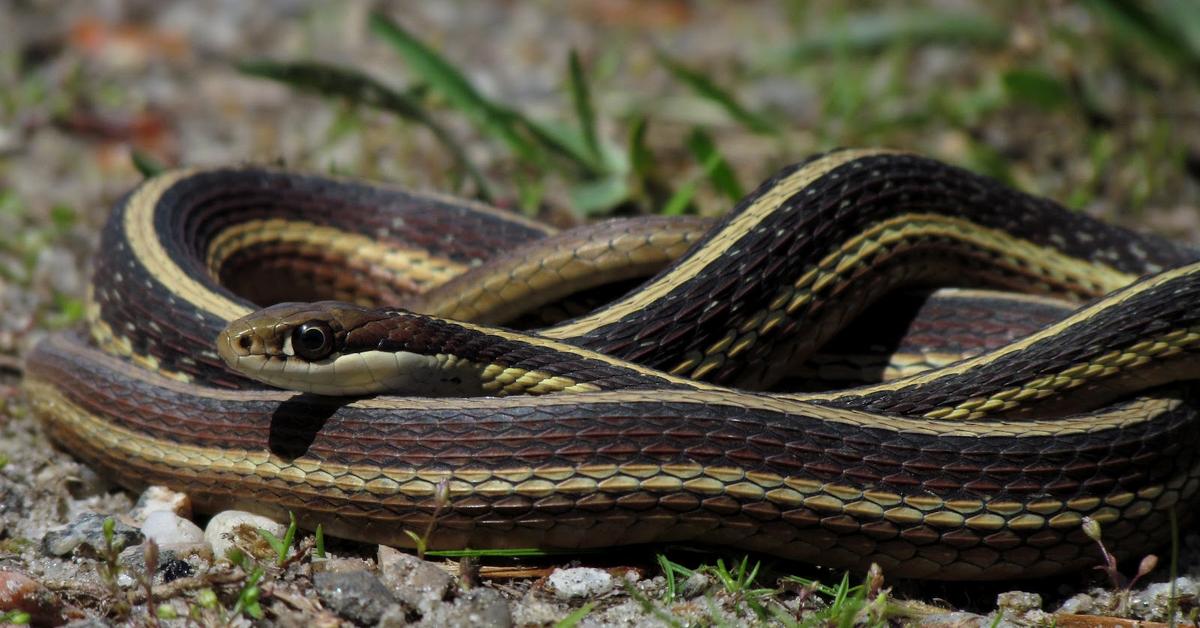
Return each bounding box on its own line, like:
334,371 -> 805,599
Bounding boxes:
3,1 -> 1200,625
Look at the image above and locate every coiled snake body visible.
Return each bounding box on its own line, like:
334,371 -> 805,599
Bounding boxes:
23,148 -> 1200,580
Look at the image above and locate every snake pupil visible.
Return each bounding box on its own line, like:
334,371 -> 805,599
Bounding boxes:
293,322 -> 333,360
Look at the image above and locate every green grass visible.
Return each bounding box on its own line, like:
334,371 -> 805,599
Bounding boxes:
230,4 -> 1200,224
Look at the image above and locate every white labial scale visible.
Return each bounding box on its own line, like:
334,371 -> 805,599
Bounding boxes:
329,352 -> 379,390
282,354 -> 311,381
376,351 -> 487,396
234,351 -> 490,396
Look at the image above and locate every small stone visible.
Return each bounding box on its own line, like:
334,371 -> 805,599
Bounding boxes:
415,587 -> 512,628
313,570 -> 397,626
918,611 -> 987,627
376,604 -> 409,628
312,557 -> 374,574
158,558 -> 194,583
141,511 -> 204,546
1129,577 -> 1200,621
0,570 -> 78,625
996,590 -> 1041,613
41,513 -> 144,557
203,510 -> 285,561
1056,593 -> 1094,615
118,543 -> 208,583
680,571 -> 711,598
130,486 -> 192,522
64,619 -> 112,627
377,545 -> 454,611
546,567 -> 614,600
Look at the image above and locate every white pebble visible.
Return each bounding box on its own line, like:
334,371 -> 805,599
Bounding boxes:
141,511 -> 205,546
546,567 -> 614,599
203,510 -> 285,560
130,486 -> 193,523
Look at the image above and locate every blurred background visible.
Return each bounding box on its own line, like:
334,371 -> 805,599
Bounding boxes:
2,0 -> 1199,351
1,3 -> 1199,622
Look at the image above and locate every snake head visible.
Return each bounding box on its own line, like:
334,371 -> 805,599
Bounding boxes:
217,301 -> 392,395
216,301 -> 494,397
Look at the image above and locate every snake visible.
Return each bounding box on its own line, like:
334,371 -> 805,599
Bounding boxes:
21,148 -> 1200,580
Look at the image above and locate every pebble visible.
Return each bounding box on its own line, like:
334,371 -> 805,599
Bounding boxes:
0,570 -> 79,625
680,571 -> 711,598
1128,577 -> 1200,621
129,486 -> 192,522
377,545 -> 453,611
118,542 -> 210,583
141,511 -> 204,546
41,512 -> 144,557
545,567 -> 614,600
918,611 -> 988,627
313,570 -> 397,626
63,618 -> 111,627
203,510 -> 285,560
312,557 -> 375,574
996,590 -> 1041,613
413,587 -> 512,628
158,558 -> 194,583
1056,593 -> 1094,615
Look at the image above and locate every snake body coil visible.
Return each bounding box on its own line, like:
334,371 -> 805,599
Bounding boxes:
23,148 -> 1200,580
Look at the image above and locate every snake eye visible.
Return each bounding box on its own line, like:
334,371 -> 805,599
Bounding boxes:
293,322 -> 334,360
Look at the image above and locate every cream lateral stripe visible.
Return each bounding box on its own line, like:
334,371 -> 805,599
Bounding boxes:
795,261 -> 1191,400
423,314 -> 728,392
23,379 -> 1177,523
542,149 -> 894,338
830,214 -> 1136,294
205,219 -> 468,287
42,335 -> 1180,437
920,287 -> 1076,309
125,170 -> 252,320
128,168 -> 552,322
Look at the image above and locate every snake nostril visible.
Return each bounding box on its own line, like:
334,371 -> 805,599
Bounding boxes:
238,334 -> 252,351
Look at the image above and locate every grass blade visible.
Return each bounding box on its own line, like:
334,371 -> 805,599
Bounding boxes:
131,150 -> 165,177
786,10 -> 1008,61
554,601 -> 597,628
520,117 -> 607,176
628,116 -> 652,182
569,175 -> 628,216
568,49 -> 603,165
662,149 -> 723,215
237,58 -> 492,199
1084,0 -> 1200,74
1001,68 -> 1072,111
369,12 -> 541,164
685,128 -> 744,201
658,51 -> 778,135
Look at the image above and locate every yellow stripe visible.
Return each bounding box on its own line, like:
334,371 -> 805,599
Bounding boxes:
794,261 -> 1189,402
41,334 -> 1181,438
206,218 -> 467,290
125,169 -> 251,321
26,378 -> 1183,532
542,149 -> 894,338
